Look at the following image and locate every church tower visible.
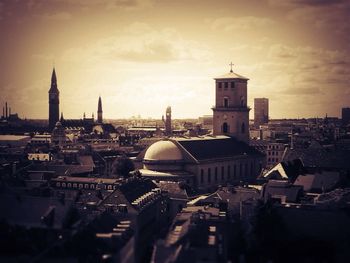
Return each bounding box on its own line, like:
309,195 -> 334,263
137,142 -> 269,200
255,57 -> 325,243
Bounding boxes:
48,68 -> 59,130
212,64 -> 250,143
165,106 -> 172,136
97,96 -> 103,123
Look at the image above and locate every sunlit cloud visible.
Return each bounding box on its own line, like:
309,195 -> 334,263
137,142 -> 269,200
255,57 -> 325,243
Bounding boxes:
211,16 -> 274,31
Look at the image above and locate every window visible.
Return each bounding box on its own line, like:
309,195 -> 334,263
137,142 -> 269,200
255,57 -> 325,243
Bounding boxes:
223,122 -> 229,133
67,183 -> 72,188
73,183 -> 77,188
84,184 -> 89,189
208,168 -> 211,183
240,96 -> 245,106
90,184 -> 95,189
56,182 -> 61,187
239,163 -> 242,177
62,183 -> 66,188
231,81 -> 235,89
221,166 -> 224,180
224,82 -> 228,90
215,167 -> 218,182
227,166 -> 231,179
79,184 -> 83,189
200,169 -> 204,184
245,163 -> 248,177
218,82 -> 222,89
224,97 -> 229,107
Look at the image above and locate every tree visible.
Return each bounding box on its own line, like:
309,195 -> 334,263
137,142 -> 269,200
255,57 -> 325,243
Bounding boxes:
111,155 -> 135,178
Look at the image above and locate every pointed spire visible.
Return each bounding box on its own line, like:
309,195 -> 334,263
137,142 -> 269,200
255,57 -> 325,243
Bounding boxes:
51,67 -> 57,83
60,112 -> 64,122
98,96 -> 102,112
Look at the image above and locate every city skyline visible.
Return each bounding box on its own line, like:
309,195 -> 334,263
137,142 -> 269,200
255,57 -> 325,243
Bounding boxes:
1,0 -> 349,119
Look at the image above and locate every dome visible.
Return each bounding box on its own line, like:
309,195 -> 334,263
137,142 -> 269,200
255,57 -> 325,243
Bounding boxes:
144,140 -> 183,161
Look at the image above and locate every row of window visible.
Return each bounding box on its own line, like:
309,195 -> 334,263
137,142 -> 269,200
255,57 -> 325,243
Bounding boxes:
218,82 -> 235,90
55,181 -> 116,190
199,162 -> 255,184
268,145 -> 282,150
267,157 -> 279,163
267,151 -> 281,156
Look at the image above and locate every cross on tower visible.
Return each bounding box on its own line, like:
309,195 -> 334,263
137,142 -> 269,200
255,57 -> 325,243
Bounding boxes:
229,62 -> 234,73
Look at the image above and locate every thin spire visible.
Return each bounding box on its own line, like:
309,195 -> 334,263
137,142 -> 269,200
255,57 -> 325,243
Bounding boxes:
98,96 -> 102,112
51,67 -> 57,82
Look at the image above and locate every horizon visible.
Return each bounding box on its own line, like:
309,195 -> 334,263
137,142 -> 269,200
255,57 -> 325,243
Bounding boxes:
1,0 -> 349,120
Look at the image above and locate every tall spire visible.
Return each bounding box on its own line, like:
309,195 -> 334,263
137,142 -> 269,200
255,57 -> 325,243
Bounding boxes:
97,96 -> 103,123
48,67 -> 60,130
51,67 -> 57,83
49,67 -> 58,92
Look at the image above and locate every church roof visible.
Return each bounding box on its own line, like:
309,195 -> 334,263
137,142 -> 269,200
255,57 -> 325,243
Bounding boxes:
215,71 -> 249,80
175,136 -> 263,161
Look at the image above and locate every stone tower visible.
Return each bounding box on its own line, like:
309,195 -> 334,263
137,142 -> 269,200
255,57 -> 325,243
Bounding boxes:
97,96 -> 103,123
212,64 -> 250,143
165,106 -> 172,136
48,68 -> 60,130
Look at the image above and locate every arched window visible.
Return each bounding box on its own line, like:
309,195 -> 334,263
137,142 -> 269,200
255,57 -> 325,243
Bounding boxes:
241,122 -> 245,134
240,96 -> 245,106
223,97 -> 229,107
223,122 -> 229,133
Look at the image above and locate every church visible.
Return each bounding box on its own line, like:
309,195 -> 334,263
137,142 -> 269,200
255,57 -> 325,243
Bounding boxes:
137,65 -> 265,190
47,68 -> 114,135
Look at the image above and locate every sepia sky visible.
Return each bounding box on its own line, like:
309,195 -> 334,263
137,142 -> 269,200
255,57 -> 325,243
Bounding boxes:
0,0 -> 349,119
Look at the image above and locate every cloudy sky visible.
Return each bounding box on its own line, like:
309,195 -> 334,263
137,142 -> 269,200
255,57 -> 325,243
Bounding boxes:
0,0 -> 349,119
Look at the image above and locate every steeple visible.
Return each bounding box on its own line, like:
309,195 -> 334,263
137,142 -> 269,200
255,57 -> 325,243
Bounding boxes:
49,68 -> 58,92
48,67 -> 60,130
97,96 -> 103,123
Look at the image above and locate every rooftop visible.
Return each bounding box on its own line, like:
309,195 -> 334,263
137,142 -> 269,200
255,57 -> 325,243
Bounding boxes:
214,71 -> 249,80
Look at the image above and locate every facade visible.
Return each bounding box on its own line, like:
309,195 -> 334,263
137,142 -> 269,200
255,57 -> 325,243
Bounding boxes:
138,136 -> 265,190
97,96 -> 103,123
48,68 -> 60,130
254,98 -> 269,128
212,69 -> 250,143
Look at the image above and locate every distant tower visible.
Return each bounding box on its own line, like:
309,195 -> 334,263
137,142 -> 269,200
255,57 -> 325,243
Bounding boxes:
254,98 -> 269,128
165,106 -> 172,136
212,63 -> 250,143
48,68 -> 60,130
97,96 -> 103,123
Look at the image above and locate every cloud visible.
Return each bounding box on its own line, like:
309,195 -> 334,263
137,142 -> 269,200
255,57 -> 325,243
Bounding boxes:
61,22 -> 212,63
267,0 -> 344,7
40,11 -> 72,20
282,87 -> 321,95
211,16 -> 274,31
